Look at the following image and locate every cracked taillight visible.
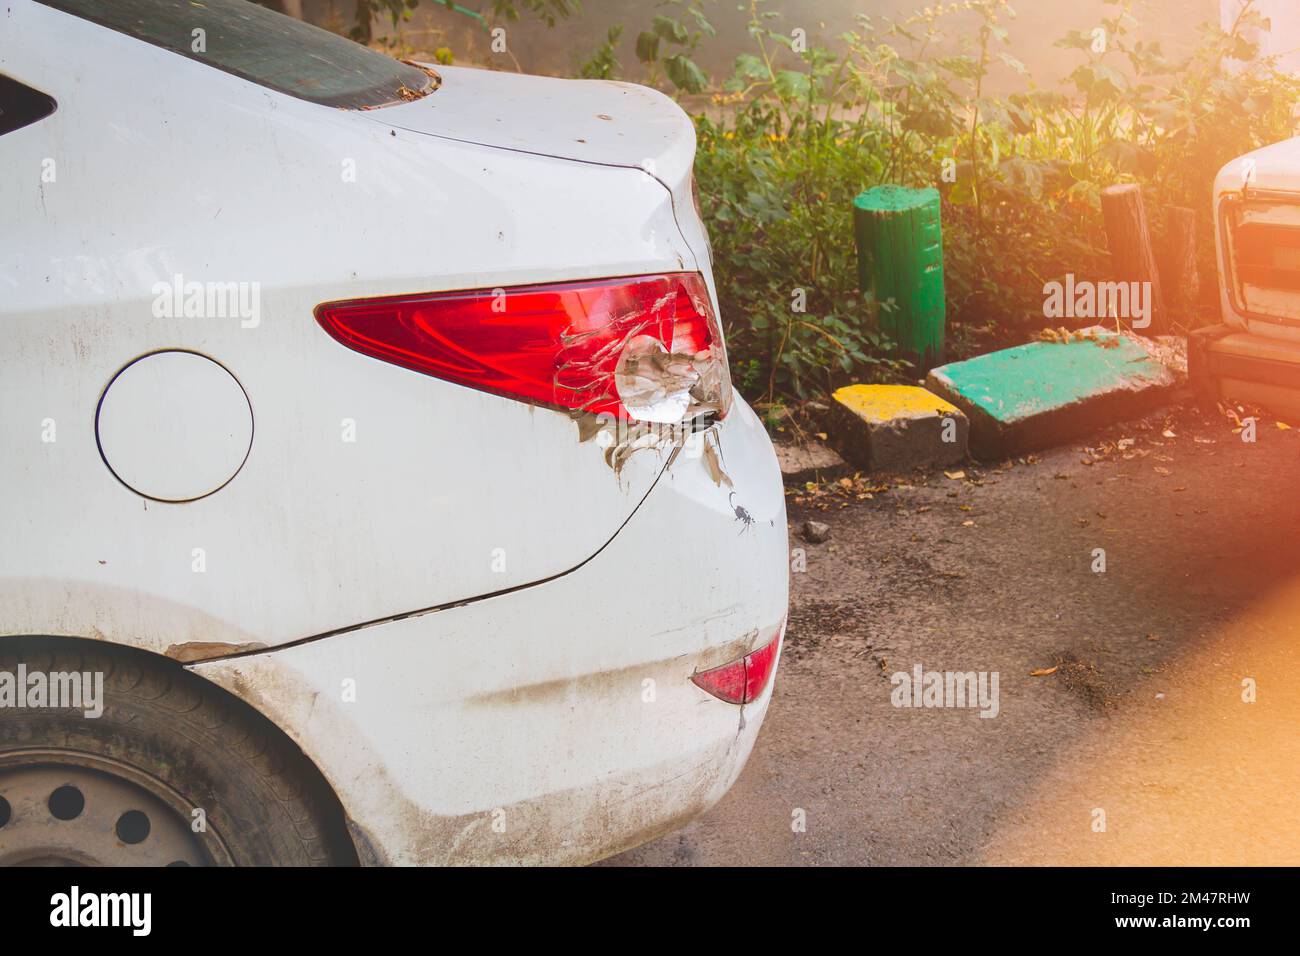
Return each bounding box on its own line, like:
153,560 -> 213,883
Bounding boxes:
315,273 -> 731,423
691,630 -> 782,705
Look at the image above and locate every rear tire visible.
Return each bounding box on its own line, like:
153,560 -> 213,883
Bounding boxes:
0,637 -> 355,866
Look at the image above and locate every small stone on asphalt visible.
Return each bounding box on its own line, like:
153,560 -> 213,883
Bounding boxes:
802,520 -> 831,543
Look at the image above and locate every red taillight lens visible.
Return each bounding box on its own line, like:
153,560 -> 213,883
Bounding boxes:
742,634 -> 781,702
691,630 -> 782,705
314,273 -> 730,423
690,656 -> 749,705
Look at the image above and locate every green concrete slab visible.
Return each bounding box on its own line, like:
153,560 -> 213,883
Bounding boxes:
926,327 -> 1179,458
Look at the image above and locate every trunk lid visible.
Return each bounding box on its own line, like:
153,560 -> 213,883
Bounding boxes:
365,64 -> 696,187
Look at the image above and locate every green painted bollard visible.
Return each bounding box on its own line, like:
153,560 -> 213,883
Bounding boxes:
853,185 -> 946,371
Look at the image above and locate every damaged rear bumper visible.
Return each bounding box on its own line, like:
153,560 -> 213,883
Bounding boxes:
190,397 -> 788,865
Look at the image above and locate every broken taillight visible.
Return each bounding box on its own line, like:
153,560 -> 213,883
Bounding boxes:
691,630 -> 782,705
314,273 -> 731,423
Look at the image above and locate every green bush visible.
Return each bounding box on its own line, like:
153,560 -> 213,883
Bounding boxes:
687,0 -> 1300,402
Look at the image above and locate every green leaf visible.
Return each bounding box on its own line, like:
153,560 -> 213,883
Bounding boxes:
773,70 -> 811,100
1099,140 -> 1156,177
996,157 -> 1046,200
635,31 -> 660,64
686,6 -> 716,37
733,53 -> 769,83
899,105 -> 956,138
997,52 -> 1027,75
1053,29 -> 1093,52
664,54 -> 708,93
652,15 -> 689,46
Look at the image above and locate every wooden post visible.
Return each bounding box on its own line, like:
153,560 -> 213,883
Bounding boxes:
1100,184 -> 1167,335
1161,205 -> 1200,315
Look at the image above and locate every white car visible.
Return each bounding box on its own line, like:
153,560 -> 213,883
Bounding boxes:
0,0 -> 787,866
1193,137 -> 1300,416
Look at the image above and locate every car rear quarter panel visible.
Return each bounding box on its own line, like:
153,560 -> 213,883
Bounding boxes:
193,398 -> 789,865
0,1 -> 703,655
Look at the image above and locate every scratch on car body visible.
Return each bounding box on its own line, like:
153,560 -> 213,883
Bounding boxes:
165,640 -> 268,663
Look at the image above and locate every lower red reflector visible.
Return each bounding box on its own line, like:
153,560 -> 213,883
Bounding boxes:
691,630 -> 782,705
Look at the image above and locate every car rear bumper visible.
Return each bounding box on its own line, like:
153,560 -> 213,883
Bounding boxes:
1190,323 -> 1300,418
191,397 -> 789,865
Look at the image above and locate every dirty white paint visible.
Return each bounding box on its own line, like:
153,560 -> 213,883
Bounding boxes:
195,400 -> 789,865
1,0 -> 789,864
96,351 -> 254,502
378,64 -> 699,190
1,0 -> 709,654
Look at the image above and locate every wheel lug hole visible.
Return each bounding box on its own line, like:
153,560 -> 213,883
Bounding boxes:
116,809 -> 151,845
0,794 -> 10,829
48,785 -> 85,821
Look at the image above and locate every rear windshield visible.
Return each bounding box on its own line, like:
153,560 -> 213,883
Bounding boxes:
36,0 -> 435,108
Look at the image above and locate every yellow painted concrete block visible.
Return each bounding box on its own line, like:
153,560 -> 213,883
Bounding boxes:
832,384 -> 960,423
831,384 -> 968,472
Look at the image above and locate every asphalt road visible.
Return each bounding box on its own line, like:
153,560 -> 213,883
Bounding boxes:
612,400 -> 1300,865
